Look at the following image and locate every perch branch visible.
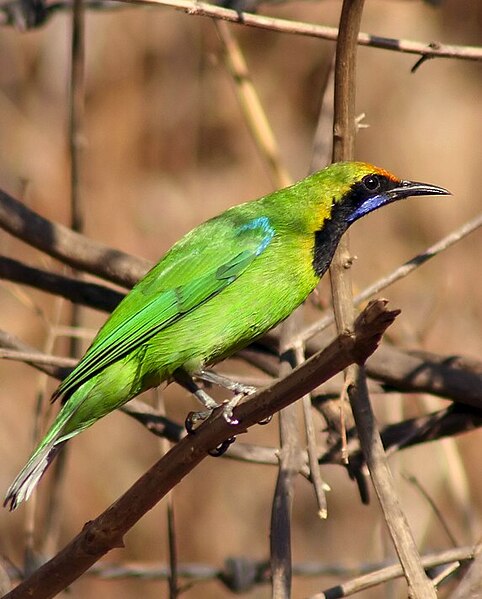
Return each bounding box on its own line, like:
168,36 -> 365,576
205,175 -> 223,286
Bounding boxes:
3,299 -> 399,599
1,0 -> 482,65
1,330 -> 481,468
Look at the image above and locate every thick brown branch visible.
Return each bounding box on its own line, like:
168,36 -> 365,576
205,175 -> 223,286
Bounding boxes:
2,329 -> 480,473
2,314 -> 481,412
0,188 -> 150,288
0,256 -> 124,312
366,346 -> 482,410
3,300 -> 398,599
2,329 -> 480,462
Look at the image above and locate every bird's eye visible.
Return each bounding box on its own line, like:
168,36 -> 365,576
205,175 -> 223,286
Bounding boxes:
362,175 -> 380,191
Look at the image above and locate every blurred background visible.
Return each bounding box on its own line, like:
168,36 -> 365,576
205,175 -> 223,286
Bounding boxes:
0,0 -> 481,596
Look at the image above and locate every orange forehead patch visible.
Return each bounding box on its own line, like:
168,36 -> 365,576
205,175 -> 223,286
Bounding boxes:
372,166 -> 399,183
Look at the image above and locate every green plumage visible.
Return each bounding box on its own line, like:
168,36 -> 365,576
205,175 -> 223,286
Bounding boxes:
4,161 -> 449,509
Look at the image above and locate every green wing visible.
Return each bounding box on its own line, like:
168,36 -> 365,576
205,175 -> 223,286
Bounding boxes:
53,214 -> 275,400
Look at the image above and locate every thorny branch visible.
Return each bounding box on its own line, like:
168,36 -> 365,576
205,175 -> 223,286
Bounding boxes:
1,329 -> 481,470
330,0 -> 436,597
3,545 -> 479,596
1,0 -> 482,66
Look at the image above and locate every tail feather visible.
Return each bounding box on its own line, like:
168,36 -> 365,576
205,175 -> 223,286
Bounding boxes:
3,442 -> 64,511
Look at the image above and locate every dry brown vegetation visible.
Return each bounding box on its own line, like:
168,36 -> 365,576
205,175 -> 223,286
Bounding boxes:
0,0 -> 481,597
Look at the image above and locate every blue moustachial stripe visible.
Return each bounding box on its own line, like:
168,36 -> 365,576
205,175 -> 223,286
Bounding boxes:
347,194 -> 386,223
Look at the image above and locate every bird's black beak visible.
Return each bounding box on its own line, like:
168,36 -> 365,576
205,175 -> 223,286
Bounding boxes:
345,176 -> 450,225
387,180 -> 451,201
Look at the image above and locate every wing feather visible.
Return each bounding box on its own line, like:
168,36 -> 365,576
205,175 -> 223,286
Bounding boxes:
53,215 -> 275,400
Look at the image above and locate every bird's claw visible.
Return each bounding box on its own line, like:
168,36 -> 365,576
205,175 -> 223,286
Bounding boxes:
258,414 -> 272,425
184,397 -> 240,434
185,409 -> 212,434
231,383 -> 257,396
221,395 -> 243,425
209,436 -> 236,457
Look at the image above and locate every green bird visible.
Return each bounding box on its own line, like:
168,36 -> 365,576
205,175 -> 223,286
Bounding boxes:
4,161 -> 448,510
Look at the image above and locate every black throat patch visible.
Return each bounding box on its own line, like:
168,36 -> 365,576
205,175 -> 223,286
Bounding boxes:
312,174 -> 400,278
312,200 -> 351,277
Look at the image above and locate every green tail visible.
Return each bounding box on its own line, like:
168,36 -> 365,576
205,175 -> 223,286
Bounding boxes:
5,359 -> 144,510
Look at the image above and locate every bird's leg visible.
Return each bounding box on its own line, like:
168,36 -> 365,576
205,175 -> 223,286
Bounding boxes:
173,370 -> 220,433
195,369 -> 261,424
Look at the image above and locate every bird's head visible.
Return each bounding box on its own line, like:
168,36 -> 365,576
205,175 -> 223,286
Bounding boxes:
324,161 -> 450,225
304,162 -> 450,277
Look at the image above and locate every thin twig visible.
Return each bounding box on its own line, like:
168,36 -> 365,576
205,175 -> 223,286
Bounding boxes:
348,370 -> 437,597
3,545 -> 477,588
309,53 -> 335,175
402,473 -> 459,547
215,20 -> 291,189
112,0 -> 482,63
330,1 -> 435,597
329,0 -> 361,472
299,344 -> 328,519
2,0 -> 482,65
0,349 -> 77,368
312,544 -> 480,599
270,310 -> 304,599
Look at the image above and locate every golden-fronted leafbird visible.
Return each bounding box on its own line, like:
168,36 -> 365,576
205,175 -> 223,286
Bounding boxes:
4,161 -> 449,510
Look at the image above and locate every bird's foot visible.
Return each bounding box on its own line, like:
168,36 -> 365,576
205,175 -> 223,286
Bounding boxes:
220,394 -> 241,425
195,370 -> 257,397
208,436 -> 236,457
228,382 -> 257,396
185,409 -> 213,434
184,412 -> 236,456
185,394 -> 242,433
